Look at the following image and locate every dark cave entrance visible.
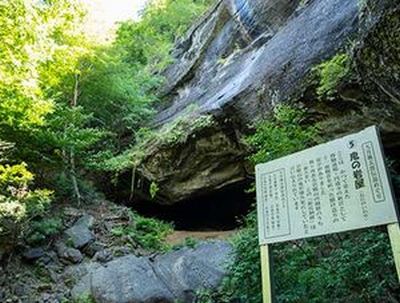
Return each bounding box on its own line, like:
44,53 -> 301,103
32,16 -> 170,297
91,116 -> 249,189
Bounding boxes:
129,181 -> 254,231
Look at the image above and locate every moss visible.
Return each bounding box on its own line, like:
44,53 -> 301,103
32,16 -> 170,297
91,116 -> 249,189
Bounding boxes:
69,293 -> 96,303
313,53 -> 351,98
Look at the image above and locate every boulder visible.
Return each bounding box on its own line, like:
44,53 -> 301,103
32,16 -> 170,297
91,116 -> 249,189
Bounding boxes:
22,247 -> 45,262
84,241 -> 106,257
72,241 -> 233,303
153,241 -> 234,302
64,214 -> 95,249
56,243 -> 83,264
91,255 -> 175,303
93,249 -> 113,263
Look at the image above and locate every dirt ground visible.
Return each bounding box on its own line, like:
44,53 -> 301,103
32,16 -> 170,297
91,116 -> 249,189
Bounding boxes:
165,230 -> 237,245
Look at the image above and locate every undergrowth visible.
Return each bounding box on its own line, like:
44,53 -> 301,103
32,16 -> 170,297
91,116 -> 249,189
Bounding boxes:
111,210 -> 173,252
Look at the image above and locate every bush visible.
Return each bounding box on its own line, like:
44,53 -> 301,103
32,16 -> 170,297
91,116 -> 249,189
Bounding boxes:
0,163 -> 53,250
112,210 -> 173,252
26,217 -> 63,245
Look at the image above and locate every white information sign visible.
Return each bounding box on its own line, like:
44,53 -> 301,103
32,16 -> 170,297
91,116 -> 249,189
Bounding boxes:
256,126 -> 399,245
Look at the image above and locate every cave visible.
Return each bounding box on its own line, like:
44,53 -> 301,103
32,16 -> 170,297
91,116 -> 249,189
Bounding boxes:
128,181 -> 254,231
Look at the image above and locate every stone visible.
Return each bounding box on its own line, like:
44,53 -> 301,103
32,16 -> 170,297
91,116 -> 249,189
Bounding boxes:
64,214 -> 95,249
63,248 -> 83,264
67,262 -> 102,299
56,242 -> 83,264
72,241 -> 233,303
14,282 -> 29,297
84,241 -> 106,257
40,251 -> 59,266
112,246 -> 132,257
75,214 -> 95,229
22,247 -> 45,262
153,241 -> 234,302
93,249 -> 113,263
90,255 -> 175,303
41,293 -> 52,302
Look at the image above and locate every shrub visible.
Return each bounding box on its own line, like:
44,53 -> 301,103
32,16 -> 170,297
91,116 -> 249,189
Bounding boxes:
112,210 -> 173,252
26,217 -> 63,245
245,105 -> 317,165
0,163 -> 53,250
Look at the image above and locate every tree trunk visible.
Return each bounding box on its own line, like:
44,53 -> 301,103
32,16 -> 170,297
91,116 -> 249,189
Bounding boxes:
70,73 -> 82,205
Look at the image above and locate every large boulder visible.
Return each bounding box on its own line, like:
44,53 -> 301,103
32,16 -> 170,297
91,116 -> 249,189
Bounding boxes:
123,0 -> 400,205
152,241 -> 234,302
91,255 -> 174,303
72,241 -> 233,303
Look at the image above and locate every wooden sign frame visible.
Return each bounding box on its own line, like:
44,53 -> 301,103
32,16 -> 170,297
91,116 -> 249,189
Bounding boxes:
257,126 -> 400,302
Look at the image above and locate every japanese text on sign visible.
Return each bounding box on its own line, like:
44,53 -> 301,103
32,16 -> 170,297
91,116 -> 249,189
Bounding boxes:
256,126 -> 398,245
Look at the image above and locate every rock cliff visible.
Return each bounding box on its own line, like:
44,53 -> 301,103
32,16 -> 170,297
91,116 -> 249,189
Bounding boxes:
130,0 -> 400,204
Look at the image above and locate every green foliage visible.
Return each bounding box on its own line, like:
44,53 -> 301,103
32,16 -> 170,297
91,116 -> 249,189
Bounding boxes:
85,0 -> 214,175
0,0 -> 100,195
0,162 -> 53,248
26,217 -> 63,245
157,114 -> 214,146
112,210 -> 173,252
214,211 -> 400,303
115,0 -> 213,70
149,181 -> 159,199
314,53 -> 351,97
246,105 -> 318,166
272,229 -> 399,303
70,293 -> 96,303
0,0 -> 55,129
79,47 -> 157,138
183,237 -> 198,248
219,209 -> 261,303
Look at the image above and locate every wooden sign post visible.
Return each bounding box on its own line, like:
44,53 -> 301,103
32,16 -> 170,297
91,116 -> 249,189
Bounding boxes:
260,244 -> 273,303
388,223 -> 400,282
256,126 -> 400,302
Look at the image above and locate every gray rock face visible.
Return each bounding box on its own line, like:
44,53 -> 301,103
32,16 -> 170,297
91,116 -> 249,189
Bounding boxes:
22,247 -> 45,261
93,249 -> 113,263
128,0 -> 400,204
72,241 -> 233,303
56,243 -> 83,264
134,119 -> 250,204
157,0 -> 359,125
92,255 -> 174,303
65,215 -> 95,249
153,241 -> 234,302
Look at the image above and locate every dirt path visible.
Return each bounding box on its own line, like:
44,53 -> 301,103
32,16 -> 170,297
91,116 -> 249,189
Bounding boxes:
166,230 -> 237,245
